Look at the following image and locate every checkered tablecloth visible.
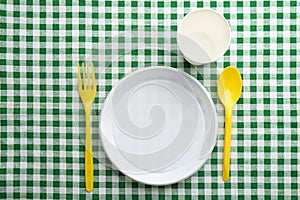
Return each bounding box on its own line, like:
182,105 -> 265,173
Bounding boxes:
1,0 -> 300,199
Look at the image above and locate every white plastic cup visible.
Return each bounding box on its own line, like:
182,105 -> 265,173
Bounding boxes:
177,8 -> 231,65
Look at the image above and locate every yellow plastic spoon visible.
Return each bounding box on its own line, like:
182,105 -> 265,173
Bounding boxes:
217,66 -> 242,182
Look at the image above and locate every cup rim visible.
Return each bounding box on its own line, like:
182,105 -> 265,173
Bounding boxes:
177,8 -> 231,65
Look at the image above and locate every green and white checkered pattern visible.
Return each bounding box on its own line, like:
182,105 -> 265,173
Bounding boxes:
1,0 -> 299,199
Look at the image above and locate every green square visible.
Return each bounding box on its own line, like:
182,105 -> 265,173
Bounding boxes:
40,181 -> 47,187
13,193 -> 20,198
237,26 -> 243,31
53,12 -> 59,18
264,37 -> 270,43
39,36 -> 46,42
0,9 -> 6,17
27,11 -> 33,18
171,14 -> 177,20
79,0 -> 85,6
290,1 -> 297,6
1,108 -> 7,114
277,37 -> 283,43
277,98 -> 283,104
13,11 -> 20,17
224,13 -> 230,20
237,13 -> 243,19
158,1 -> 164,7
79,12 -> 85,18
251,110 -> 257,116
65,1 -> 72,6
66,12 -> 72,18
40,85 -> 46,91
277,13 -> 283,19
209,1 -> 216,7
291,110 -> 297,116
0,48 -> 6,53
291,122 -> 297,128
104,0 -> 111,6
40,12 -> 46,18
277,1 -> 283,6
0,35 -> 6,41
40,24 -> 46,30
14,85 -> 20,90
250,50 -> 256,55
264,110 -> 270,116
158,14 -> 164,19
277,74 -> 283,80
237,1 -> 243,7
223,1 -> 230,7
250,1 -> 256,6
290,37 -> 296,43
263,1 -> 270,6
13,23 -> 19,29
53,1 -> 59,6
277,86 -> 283,92
250,86 -> 256,92
79,24 -> 85,30
263,49 -> 270,55
92,25 -> 98,31
264,122 -> 271,128
251,122 -> 257,128
290,13 -> 296,19
53,24 -> 59,30
78,36 -> 85,43
250,14 -> 257,20
105,13 -> 112,19
277,25 -> 283,31
263,26 -> 270,31
171,2 -> 177,7
53,61 -> 59,66
66,36 -> 72,42
237,38 -> 243,43
264,147 -> 270,154
131,1 -> 137,7
250,38 -> 257,43
131,13 -> 137,19
291,49 -> 296,55
13,35 -> 20,42
1,83 -> 7,90
145,14 -> 151,19
26,47 -> 33,54
144,1 -> 151,7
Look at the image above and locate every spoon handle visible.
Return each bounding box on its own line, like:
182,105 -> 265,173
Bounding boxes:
222,107 -> 232,182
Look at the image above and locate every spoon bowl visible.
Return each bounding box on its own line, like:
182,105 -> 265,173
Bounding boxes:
218,66 -> 242,108
217,66 -> 242,182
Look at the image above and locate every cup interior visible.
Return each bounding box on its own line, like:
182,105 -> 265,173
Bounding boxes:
177,9 -> 231,64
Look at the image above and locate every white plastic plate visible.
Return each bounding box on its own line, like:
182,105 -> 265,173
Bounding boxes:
100,67 -> 218,185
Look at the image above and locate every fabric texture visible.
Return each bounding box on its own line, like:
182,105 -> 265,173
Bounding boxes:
0,0 -> 299,199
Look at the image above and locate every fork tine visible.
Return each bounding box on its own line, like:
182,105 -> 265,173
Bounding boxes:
92,63 -> 96,91
82,62 -> 86,89
87,63 -> 91,89
78,63 -> 82,91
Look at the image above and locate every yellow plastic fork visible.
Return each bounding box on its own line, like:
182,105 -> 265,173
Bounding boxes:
78,63 -> 97,192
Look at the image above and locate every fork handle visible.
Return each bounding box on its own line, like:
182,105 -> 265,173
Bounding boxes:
85,111 -> 93,192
